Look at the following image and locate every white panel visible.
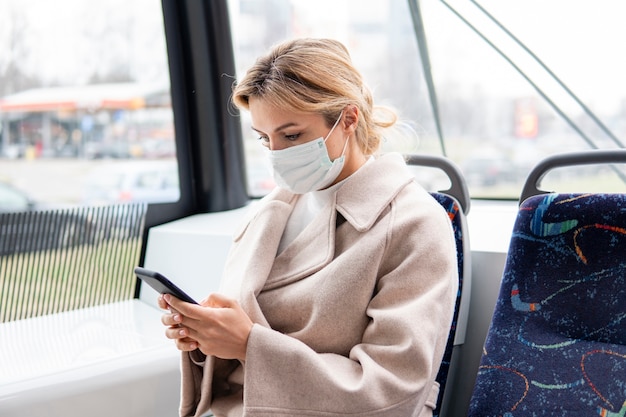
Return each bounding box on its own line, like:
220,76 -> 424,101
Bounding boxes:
0,300 -> 180,417
139,205 -> 255,308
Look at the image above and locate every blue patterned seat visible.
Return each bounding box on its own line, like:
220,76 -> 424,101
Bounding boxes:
405,154 -> 471,417
430,192 -> 470,417
468,192 -> 626,416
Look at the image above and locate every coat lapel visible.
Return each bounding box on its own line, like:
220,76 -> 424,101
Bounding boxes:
219,194 -> 293,324
264,198 -> 338,290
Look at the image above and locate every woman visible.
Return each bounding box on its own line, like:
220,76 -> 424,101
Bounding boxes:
159,38 -> 458,417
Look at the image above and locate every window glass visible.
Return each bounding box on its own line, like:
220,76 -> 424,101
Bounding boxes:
230,0 -> 626,199
0,0 -> 177,210
418,0 -> 626,197
229,0 -> 437,197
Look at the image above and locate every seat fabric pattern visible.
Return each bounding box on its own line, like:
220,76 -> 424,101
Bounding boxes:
468,193 -> 626,417
431,192 -> 465,417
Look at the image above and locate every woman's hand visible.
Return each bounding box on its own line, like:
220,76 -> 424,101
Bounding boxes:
159,293 -> 253,361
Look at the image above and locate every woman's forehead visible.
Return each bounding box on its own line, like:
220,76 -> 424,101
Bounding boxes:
249,97 -> 322,131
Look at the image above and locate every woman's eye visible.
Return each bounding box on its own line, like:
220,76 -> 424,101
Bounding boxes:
257,136 -> 270,146
256,133 -> 300,147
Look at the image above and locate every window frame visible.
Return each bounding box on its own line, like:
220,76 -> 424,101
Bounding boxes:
136,0 -> 248,293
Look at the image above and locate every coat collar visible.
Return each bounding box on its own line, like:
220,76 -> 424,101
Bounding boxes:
260,152 -> 414,232
336,153 -> 414,232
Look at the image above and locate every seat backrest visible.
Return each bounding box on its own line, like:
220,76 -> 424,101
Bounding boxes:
429,191 -> 471,417
468,150 -> 626,416
404,154 -> 471,417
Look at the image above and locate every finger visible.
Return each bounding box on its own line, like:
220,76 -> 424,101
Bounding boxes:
165,325 -> 191,340
158,294 -> 181,315
163,293 -> 191,312
157,294 -> 168,309
164,330 -> 198,351
175,338 -> 198,352
161,311 -> 182,327
164,294 -> 206,319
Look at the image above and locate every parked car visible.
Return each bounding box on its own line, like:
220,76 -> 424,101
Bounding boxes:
0,181 -> 96,255
82,160 -> 180,205
0,181 -> 35,213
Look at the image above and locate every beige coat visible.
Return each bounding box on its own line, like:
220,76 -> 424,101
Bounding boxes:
180,153 -> 458,417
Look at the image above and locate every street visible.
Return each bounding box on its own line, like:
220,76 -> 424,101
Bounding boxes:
0,158 -> 127,206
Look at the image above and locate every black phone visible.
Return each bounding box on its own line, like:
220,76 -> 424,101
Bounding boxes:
134,266 -> 198,304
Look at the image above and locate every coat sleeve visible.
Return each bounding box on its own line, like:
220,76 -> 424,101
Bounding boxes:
180,352 -> 245,417
179,352 -> 211,417
241,192 -> 458,416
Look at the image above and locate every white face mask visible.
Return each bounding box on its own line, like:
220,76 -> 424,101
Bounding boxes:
268,112 -> 348,194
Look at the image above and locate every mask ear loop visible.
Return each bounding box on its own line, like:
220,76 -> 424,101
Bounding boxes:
324,111 -> 351,162
323,111 -> 344,143
337,132 -> 350,158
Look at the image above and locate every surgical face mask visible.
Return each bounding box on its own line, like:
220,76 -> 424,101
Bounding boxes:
268,112 -> 348,194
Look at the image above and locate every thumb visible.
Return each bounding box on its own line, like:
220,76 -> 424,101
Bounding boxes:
202,292 -> 235,308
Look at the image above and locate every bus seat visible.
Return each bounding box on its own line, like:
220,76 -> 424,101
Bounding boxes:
405,154 -> 471,417
468,150 -> 626,416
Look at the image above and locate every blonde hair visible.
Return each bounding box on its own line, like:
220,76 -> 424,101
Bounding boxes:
231,38 -> 396,155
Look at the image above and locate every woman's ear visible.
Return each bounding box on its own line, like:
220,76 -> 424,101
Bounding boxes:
343,105 -> 359,133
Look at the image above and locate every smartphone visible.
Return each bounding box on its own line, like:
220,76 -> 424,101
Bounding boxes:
134,266 -> 198,304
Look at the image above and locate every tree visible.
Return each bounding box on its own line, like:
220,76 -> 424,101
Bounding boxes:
0,4 -> 42,96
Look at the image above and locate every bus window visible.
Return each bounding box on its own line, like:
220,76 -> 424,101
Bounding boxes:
420,0 -> 626,198
228,0 -> 436,197
0,0 -> 177,209
229,0 -> 626,199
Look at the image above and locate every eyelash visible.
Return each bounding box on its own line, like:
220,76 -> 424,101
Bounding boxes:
256,133 -> 301,145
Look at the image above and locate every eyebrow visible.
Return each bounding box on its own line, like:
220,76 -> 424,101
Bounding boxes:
250,122 -> 299,135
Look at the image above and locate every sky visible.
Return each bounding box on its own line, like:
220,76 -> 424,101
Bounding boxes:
1,0 -> 624,116
0,0 -> 168,88
423,0 -> 626,113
